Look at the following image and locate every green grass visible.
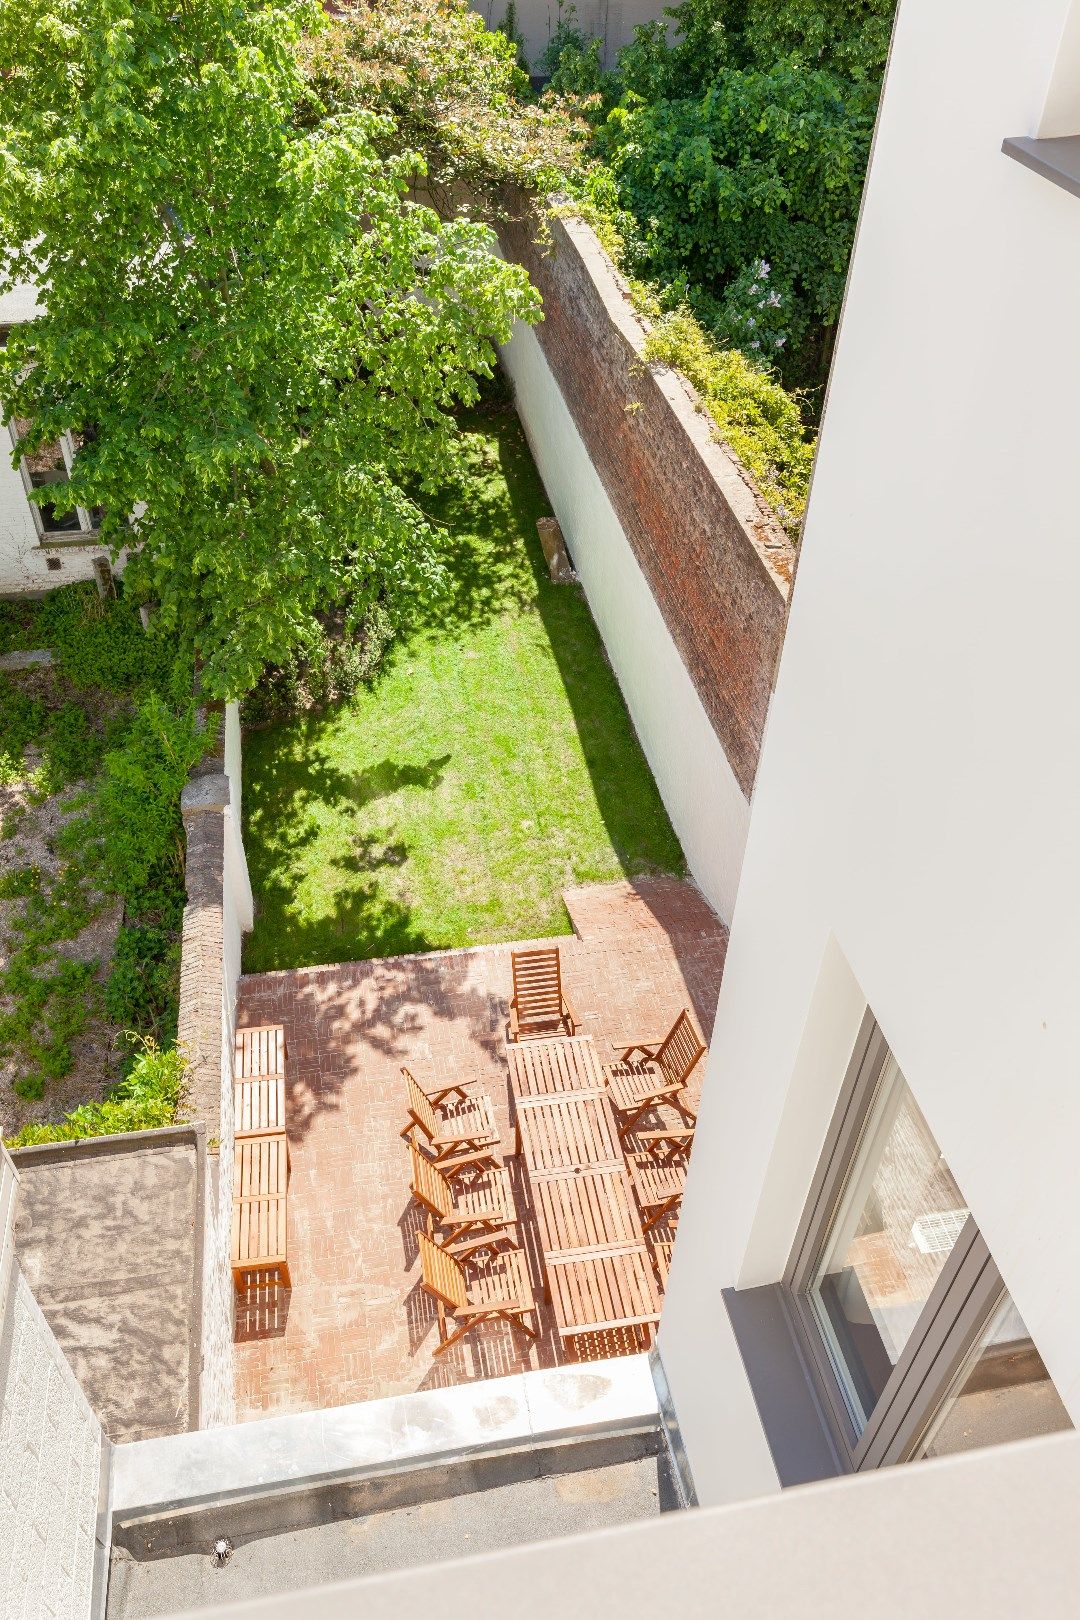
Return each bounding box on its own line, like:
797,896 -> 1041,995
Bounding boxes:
241,400 -> 685,972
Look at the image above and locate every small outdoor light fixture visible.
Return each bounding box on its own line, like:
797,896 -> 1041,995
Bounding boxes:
211,1537 -> 234,1568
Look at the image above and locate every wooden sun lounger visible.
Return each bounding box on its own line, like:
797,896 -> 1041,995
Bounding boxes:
234,1024 -> 286,1079
231,1134 -> 291,1290
408,1142 -> 517,1248
232,1024 -> 292,1290
399,1067 -> 500,1161
507,946 -> 578,1042
418,1231 -> 538,1355
604,1009 -> 705,1139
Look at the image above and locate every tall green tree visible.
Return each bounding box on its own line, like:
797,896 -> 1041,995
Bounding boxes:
0,0 -> 540,696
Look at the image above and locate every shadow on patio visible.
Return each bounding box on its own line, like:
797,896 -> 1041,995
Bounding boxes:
232,877 -> 726,1420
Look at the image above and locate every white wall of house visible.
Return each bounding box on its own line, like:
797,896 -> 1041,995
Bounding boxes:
0,1149 -> 105,1619
0,282 -> 109,596
500,317 -> 751,924
660,0 -> 1080,1507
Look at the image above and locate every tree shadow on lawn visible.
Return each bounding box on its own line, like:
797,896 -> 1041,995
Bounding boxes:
410,400 -> 685,884
242,743 -> 453,972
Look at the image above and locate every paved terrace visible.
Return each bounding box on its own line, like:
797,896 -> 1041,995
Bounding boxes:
235,878 -> 726,1420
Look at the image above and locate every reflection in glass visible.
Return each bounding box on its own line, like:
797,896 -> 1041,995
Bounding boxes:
809,1057 -> 968,1433
920,1295 -> 1072,1458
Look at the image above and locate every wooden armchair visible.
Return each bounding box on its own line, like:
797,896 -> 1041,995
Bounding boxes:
399,1067 -> 500,1161
408,1142 -> 516,1248
629,1134 -> 690,1233
604,1009 -> 704,1138
418,1231 -> 538,1355
507,946 -> 578,1042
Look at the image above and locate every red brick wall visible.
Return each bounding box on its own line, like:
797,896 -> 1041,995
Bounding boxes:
496,207 -> 793,798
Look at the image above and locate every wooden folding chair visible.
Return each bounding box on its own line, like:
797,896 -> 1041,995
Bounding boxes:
629,1139 -> 689,1233
418,1231 -> 538,1355
604,1009 -> 704,1139
399,1067 -> 500,1161
408,1142 -> 516,1248
507,946 -> 578,1042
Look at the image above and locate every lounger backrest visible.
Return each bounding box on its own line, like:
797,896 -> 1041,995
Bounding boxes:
403,1068 -> 438,1139
235,1024 -> 286,1079
418,1231 -> 469,1311
511,947 -> 564,1028
656,1010 -> 706,1090
410,1143 -> 451,1218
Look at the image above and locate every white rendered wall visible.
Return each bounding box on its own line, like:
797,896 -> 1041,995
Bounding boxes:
0,1152 -> 104,1620
501,318 -> 750,924
198,703 -> 252,1428
661,0 -> 1080,1507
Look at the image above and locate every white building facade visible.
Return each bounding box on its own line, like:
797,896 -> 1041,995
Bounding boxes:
659,0 -> 1080,1508
0,284 -> 110,595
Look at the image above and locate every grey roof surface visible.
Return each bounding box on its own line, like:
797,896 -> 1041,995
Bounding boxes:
107,1450 -> 679,1618
12,1127 -> 203,1443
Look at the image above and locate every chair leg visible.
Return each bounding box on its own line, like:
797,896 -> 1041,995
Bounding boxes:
641,1197 -> 680,1234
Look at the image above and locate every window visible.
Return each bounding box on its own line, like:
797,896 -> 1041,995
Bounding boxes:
7,417 -> 101,545
785,1014 -> 1071,1470
918,1292 -> 1071,1459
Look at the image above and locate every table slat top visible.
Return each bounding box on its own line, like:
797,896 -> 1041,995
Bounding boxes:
508,1035 -> 604,1098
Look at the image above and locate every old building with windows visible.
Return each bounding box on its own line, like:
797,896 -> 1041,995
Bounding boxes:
0,284 -> 111,592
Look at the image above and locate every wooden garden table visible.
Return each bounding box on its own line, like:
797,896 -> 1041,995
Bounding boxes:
507,1034 -> 606,1097
508,1034 -> 661,1346
514,1089 -> 623,1176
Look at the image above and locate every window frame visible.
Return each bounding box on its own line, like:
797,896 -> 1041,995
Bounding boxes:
782,1011 -> 1020,1470
6,418 -> 101,547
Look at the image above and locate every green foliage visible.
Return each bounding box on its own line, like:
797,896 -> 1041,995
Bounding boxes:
299,0 -> 588,214
103,926 -> 181,1045
538,8 -> 604,96
242,602 -> 395,726
0,680 -> 46,784
493,1 -> 530,72
4,1036 -> 187,1145
640,305 -> 814,529
96,691 -> 210,923
596,61 -> 876,389
0,591 -> 195,1105
0,0 -> 541,700
742,0 -> 895,82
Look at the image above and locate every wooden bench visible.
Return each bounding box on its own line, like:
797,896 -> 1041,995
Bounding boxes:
232,1135 -> 291,1290
232,1025 -> 291,1291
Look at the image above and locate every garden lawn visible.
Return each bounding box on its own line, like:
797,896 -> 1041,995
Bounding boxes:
241,401 -> 686,971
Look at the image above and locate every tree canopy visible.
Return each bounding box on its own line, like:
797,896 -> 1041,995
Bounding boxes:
560,0 -> 893,392
0,0 -> 540,697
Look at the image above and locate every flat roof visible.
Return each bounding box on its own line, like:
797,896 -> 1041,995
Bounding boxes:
11,1126 -> 204,1443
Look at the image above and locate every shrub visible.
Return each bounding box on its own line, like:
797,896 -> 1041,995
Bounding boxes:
104,925 -> 181,1046
5,1036 -> 187,1146
96,691 -> 211,922
640,304 -> 814,532
242,603 -> 395,726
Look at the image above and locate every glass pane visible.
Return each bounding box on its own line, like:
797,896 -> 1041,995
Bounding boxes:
920,1295 -> 1072,1458
809,1056 -> 969,1433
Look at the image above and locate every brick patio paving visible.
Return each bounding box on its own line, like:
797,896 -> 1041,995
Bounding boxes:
233,878 -> 726,1420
